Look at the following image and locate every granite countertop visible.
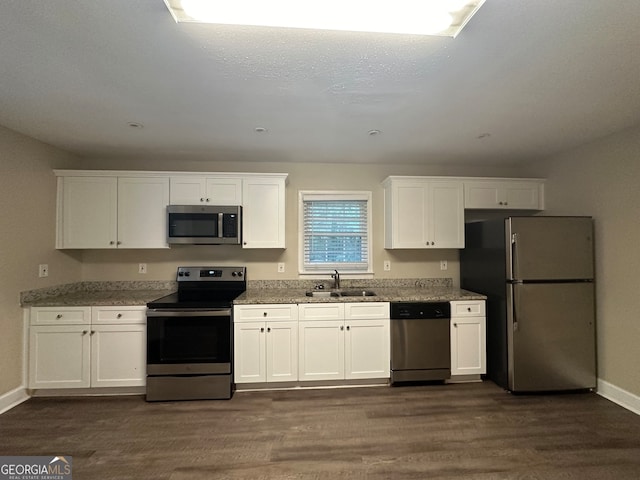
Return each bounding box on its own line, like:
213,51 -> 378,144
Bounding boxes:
234,286 -> 485,304
21,281 -> 176,307
21,278 -> 485,308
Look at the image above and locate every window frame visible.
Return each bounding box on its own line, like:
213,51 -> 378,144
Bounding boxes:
298,190 -> 373,275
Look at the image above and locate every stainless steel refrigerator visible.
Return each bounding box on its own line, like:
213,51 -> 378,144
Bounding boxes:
460,216 -> 596,392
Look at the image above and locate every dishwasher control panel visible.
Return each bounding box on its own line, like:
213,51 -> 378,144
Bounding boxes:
390,302 -> 451,319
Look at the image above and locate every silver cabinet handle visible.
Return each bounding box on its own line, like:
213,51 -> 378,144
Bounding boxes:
263,312 -> 267,317
200,198 -> 205,202
260,327 -> 264,333
453,323 -> 458,327
116,313 -> 122,318
340,326 -> 344,331
82,330 -> 88,335
267,327 -> 271,333
109,241 -> 115,245
90,330 -> 95,335
346,326 -> 350,331
56,314 -> 63,319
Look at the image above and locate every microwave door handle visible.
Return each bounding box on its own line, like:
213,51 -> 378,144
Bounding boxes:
218,212 -> 223,238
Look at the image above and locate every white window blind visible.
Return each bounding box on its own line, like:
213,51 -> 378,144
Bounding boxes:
300,192 -> 371,273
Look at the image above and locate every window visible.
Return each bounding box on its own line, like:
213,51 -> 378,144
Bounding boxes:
299,191 -> 372,274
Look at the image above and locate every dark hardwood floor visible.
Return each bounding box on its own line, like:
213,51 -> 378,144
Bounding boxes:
1,381 -> 639,479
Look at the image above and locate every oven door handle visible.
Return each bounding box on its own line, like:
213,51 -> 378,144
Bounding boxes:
147,309 -> 231,317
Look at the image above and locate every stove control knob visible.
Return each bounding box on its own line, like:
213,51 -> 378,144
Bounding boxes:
236,271 -> 243,277
178,272 -> 184,277
184,271 -> 191,277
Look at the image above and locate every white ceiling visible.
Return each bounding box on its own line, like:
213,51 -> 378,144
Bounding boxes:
1,0 -> 640,166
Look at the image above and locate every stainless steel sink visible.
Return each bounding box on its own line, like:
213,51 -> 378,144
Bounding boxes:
305,291 -> 340,298
338,289 -> 377,297
306,289 -> 377,297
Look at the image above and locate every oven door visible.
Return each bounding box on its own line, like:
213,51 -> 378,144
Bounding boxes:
146,309 -> 231,375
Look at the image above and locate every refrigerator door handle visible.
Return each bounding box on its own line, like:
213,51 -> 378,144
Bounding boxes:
511,232 -> 519,280
512,281 -> 521,332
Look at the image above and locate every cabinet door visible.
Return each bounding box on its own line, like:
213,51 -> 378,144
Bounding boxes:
118,177 -> 169,248
57,176 -> 118,248
344,319 -> 390,380
169,176 -> 207,204
298,320 -> 344,381
29,326 -> 91,388
90,324 -> 146,387
234,322 -> 266,383
242,177 -> 286,248
265,321 -> 298,382
463,182 -> 502,209
429,181 -> 464,248
389,181 -> 428,248
451,316 -> 486,376
205,177 -> 242,205
504,182 -> 542,209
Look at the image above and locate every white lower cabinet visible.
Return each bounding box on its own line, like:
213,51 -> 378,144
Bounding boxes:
29,306 -> 146,389
233,304 -> 299,384
298,303 -> 390,382
450,301 -> 486,377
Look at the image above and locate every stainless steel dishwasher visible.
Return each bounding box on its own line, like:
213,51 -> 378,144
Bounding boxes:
390,302 -> 451,383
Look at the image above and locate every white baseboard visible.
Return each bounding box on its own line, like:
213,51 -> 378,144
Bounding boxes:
597,379 -> 640,416
0,386 -> 30,415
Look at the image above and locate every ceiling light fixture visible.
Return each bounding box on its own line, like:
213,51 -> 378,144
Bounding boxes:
164,0 -> 485,37
368,129 -> 382,136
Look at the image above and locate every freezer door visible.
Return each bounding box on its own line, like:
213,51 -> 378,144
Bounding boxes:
507,217 -> 594,281
507,282 -> 596,392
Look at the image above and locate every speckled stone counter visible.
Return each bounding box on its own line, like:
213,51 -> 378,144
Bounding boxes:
235,278 -> 485,304
234,286 -> 484,304
21,278 -> 485,307
20,281 -> 176,307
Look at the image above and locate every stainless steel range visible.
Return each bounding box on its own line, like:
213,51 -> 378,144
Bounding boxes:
145,266 -> 246,401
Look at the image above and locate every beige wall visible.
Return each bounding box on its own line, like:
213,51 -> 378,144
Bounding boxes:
0,126 -> 83,395
527,125 -> 640,397
78,160 -> 526,284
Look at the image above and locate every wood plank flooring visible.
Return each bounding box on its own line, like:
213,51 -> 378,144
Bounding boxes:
1,381 -> 640,479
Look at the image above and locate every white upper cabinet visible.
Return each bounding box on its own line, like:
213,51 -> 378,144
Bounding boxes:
56,174 -> 169,249
383,177 -> 464,249
57,176 -> 118,249
169,176 -> 242,205
242,176 -> 286,249
464,179 -> 544,210
118,177 -> 170,248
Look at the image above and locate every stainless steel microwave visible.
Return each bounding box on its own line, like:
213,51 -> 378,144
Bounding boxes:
167,205 -> 242,245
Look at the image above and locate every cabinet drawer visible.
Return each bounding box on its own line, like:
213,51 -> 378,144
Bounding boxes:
30,307 -> 91,325
450,301 -> 485,317
298,303 -> 345,321
344,302 -> 390,320
92,306 -> 147,324
234,304 -> 298,322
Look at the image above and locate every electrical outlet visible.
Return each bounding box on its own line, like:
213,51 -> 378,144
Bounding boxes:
38,264 -> 49,278
277,262 -> 285,273
383,260 -> 391,271
440,260 -> 448,271
138,263 -> 147,274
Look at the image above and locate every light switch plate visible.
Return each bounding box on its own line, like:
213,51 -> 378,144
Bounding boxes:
383,260 -> 391,271
138,263 -> 147,274
440,260 -> 448,270
277,262 -> 285,273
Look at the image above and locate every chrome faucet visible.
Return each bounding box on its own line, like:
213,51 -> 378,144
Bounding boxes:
331,269 -> 341,290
